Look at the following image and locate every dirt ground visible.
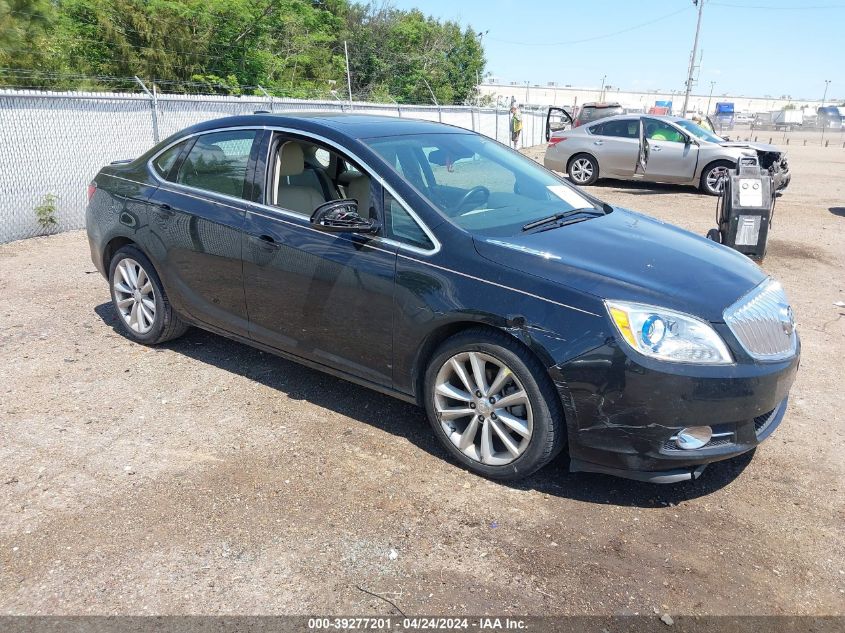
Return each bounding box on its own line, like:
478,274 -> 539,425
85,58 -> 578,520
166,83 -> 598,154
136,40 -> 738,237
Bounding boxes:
0,141 -> 843,618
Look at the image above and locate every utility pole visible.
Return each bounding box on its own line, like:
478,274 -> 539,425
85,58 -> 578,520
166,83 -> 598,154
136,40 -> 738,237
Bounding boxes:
682,0 -> 704,117
599,74 -> 606,101
821,79 -> 831,106
706,80 -> 716,115
344,40 -> 353,106
524,81 -> 529,106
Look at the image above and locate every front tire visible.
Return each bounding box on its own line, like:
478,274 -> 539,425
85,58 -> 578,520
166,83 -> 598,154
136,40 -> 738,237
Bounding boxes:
423,329 -> 565,481
700,160 -> 733,196
567,154 -> 599,186
108,245 -> 188,345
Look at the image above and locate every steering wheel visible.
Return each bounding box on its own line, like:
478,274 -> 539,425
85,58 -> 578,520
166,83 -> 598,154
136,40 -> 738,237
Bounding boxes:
450,185 -> 490,215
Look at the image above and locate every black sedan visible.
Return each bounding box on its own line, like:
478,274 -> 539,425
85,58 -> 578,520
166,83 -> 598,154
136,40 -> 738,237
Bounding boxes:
86,113 -> 800,483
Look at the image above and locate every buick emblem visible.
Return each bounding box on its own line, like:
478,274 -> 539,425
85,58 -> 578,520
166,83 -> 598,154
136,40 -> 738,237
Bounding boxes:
779,305 -> 795,336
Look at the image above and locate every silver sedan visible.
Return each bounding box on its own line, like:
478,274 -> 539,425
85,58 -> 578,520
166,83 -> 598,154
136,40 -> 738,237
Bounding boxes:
543,114 -> 790,195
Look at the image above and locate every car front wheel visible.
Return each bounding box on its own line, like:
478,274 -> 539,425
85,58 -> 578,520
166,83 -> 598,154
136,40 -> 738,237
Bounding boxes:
109,245 -> 188,345
700,160 -> 734,196
423,329 -> 565,480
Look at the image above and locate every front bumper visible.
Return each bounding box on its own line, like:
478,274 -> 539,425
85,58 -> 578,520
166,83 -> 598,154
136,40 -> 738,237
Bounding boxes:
552,341 -> 800,483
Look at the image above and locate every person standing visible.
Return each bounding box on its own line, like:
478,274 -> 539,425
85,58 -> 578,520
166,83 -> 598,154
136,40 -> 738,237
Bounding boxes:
510,104 -> 523,149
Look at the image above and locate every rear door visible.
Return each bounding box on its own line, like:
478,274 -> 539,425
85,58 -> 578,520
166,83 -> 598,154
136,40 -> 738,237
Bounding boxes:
545,107 -> 572,141
588,119 -> 640,177
642,118 -> 699,183
147,129 -> 261,336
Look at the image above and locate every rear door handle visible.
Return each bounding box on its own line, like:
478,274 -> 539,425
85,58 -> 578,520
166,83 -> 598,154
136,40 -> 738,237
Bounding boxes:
593,140 -> 604,146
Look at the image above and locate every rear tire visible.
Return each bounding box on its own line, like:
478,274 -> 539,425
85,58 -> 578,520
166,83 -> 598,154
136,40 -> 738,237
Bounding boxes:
108,245 -> 188,345
700,160 -> 733,196
423,328 -> 565,481
567,154 -> 599,186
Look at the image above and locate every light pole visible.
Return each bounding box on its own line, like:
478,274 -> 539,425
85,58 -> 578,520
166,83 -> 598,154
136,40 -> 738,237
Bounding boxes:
706,81 -> 716,115
821,80 -> 831,143
599,74 -> 607,101
682,0 -> 704,117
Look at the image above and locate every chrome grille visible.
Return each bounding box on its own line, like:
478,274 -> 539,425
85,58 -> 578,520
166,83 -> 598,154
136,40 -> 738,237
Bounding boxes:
724,280 -> 797,361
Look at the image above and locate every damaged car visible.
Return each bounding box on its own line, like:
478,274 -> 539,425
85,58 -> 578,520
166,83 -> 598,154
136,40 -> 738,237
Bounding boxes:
544,113 -> 791,195
86,112 -> 799,483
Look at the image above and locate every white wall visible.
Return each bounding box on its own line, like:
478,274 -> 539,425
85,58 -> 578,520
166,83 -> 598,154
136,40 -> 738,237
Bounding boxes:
479,82 -> 829,115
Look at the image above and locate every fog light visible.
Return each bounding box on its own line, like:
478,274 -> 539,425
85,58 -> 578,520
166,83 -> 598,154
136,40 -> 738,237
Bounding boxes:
676,426 -> 713,450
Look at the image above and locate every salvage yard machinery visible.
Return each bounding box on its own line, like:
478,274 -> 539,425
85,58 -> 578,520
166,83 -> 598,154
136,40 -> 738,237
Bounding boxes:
706,156 -> 777,261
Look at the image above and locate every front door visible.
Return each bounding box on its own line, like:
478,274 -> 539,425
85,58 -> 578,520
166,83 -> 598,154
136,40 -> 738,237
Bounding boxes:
242,134 -> 397,387
147,129 -> 261,336
642,118 -> 699,183
545,107 -> 572,141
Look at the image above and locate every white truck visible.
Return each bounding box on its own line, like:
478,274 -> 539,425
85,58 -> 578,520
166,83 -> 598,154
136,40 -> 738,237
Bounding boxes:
752,109 -> 803,131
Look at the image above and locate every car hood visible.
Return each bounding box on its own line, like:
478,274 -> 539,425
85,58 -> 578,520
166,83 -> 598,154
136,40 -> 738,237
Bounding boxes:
719,141 -> 782,154
473,209 -> 767,322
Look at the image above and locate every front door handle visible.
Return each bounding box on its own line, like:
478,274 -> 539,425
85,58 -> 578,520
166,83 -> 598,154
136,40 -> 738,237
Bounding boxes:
250,233 -> 281,249
154,203 -> 175,217
651,145 -> 662,152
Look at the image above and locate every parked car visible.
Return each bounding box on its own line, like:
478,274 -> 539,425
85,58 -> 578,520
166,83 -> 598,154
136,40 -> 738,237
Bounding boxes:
816,106 -> 842,129
87,113 -> 799,483
544,114 -> 791,195
572,102 -> 624,127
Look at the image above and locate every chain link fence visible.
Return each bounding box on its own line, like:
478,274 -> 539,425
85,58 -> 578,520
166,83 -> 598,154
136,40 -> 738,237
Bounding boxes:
0,90 -> 547,243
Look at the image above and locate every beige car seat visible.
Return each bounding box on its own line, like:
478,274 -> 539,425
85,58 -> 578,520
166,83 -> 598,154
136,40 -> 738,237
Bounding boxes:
274,142 -> 326,215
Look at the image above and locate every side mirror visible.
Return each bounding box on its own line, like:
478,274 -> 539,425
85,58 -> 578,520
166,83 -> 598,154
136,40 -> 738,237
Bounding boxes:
310,199 -> 379,234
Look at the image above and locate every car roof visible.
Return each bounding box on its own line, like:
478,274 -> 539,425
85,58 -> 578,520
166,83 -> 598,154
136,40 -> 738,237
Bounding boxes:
582,113 -> 687,124
581,102 -> 623,109
179,111 -> 468,140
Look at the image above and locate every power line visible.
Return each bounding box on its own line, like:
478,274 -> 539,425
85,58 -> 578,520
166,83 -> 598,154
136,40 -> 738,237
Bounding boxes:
487,6 -> 692,46
709,2 -> 845,8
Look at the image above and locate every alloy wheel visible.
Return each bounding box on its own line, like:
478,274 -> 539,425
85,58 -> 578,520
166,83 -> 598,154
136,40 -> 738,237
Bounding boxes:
433,351 -> 533,466
570,158 -> 594,183
113,258 -> 156,334
706,166 -> 730,193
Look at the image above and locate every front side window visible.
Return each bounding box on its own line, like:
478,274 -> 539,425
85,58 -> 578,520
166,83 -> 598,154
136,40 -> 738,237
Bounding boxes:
365,133 -> 599,238
176,130 -> 257,199
644,119 -> 686,143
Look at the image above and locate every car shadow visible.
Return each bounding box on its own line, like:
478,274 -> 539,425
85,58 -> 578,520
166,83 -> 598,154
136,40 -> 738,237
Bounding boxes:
592,179 -> 701,196
95,302 -> 750,508
830,207 -> 845,217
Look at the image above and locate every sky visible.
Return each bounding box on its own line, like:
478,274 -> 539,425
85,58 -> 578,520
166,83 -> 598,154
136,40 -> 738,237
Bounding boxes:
389,0 -> 845,101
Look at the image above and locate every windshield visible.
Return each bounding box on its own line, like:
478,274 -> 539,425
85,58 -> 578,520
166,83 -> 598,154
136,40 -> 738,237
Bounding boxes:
674,119 -> 724,143
364,133 -> 601,237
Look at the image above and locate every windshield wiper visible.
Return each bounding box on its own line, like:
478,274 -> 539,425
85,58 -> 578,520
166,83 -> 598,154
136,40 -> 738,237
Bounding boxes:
521,208 -> 603,232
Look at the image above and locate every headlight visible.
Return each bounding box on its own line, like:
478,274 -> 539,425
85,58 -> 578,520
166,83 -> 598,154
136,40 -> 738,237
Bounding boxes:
605,300 -> 733,364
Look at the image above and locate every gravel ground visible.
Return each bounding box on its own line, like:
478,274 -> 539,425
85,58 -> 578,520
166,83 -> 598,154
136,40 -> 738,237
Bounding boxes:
0,142 -> 843,617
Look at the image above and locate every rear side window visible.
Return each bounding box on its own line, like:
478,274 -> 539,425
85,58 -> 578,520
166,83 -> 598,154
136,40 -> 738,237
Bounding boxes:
152,141 -> 186,179
592,119 -> 638,138
176,130 -> 257,199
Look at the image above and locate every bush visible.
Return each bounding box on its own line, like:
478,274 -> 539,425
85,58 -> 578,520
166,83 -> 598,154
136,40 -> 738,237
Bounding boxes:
34,194 -> 59,234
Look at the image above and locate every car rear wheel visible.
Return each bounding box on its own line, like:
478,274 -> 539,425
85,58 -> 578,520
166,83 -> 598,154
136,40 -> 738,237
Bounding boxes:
700,160 -> 734,196
567,154 -> 599,186
109,245 -> 188,345
423,329 -> 565,480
